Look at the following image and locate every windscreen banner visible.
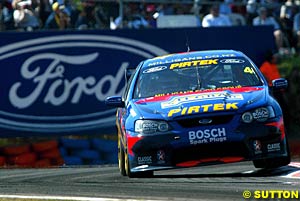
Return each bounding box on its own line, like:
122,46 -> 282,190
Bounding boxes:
0,26 -> 275,137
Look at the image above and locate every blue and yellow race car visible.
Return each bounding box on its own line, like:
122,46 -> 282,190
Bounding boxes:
106,50 -> 290,178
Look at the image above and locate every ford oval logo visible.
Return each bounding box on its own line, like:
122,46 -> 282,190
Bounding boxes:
220,59 -> 245,64
198,119 -> 213,124
0,34 -> 169,134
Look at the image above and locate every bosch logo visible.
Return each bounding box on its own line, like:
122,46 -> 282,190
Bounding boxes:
189,128 -> 227,144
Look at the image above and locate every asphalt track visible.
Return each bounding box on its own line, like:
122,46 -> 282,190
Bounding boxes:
1,161 -> 300,200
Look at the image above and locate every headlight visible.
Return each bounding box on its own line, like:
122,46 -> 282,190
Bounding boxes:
135,120 -> 170,134
241,106 -> 275,123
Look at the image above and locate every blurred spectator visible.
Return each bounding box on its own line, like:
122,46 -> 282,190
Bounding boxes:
44,2 -> 70,30
280,0 -> 297,19
231,0 -> 247,16
75,1 -> 96,29
259,49 -> 290,128
202,4 -> 232,27
263,0 -> 282,17
228,13 -> 247,25
0,1 -> 6,30
280,0 -> 298,50
252,6 -> 284,50
12,0 -> 40,31
75,3 -> 108,30
95,4 -> 110,29
111,4 -> 149,29
126,14 -> 149,29
1,0 -> 15,30
144,4 -> 157,28
173,3 -> 193,15
38,0 -> 52,27
259,50 -> 281,86
220,0 -> 233,15
246,0 -> 259,24
293,10 -> 300,50
157,3 -> 175,15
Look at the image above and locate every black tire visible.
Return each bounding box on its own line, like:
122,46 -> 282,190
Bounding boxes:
118,136 -> 126,176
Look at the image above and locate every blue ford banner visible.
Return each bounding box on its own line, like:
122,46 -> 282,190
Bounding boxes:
0,26 -> 275,136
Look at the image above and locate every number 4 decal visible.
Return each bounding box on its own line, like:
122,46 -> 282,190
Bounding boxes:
244,67 -> 254,74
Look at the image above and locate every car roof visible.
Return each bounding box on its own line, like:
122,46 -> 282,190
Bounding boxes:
142,50 -> 247,68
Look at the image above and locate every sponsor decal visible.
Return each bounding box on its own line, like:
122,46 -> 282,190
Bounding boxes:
161,92 -> 243,109
157,150 -> 166,164
154,86 -> 243,97
198,118 -> 213,124
0,35 -> 168,134
9,53 -> 120,109
143,66 -> 167,73
188,128 -> 227,144
170,59 -> 218,70
244,66 -> 255,74
129,108 -> 137,117
137,156 -> 152,165
252,108 -> 269,121
267,143 -> 281,152
220,59 -> 245,63
167,102 -> 239,117
147,54 -> 236,66
253,140 -> 262,154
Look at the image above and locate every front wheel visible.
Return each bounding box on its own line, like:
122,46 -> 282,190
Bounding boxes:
118,136 -> 126,176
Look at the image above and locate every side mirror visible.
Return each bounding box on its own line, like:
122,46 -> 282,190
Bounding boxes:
105,96 -> 125,107
272,78 -> 288,90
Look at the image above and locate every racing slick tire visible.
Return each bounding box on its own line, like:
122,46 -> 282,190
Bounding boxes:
124,145 -> 153,178
118,136 -> 126,176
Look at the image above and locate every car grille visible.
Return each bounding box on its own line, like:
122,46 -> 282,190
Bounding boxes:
172,142 -> 249,164
176,115 -> 234,128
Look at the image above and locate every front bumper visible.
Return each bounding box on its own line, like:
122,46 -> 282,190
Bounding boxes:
126,117 -> 289,172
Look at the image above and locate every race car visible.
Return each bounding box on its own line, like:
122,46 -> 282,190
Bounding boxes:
105,50 -> 290,178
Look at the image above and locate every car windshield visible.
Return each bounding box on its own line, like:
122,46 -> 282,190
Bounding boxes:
133,57 -> 263,99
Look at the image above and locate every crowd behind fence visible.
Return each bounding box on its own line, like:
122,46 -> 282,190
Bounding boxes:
1,0 -> 300,52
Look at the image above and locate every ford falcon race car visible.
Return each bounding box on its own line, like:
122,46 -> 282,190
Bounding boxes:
105,50 -> 290,178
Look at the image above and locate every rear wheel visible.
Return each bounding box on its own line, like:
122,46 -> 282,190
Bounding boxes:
118,136 -> 126,176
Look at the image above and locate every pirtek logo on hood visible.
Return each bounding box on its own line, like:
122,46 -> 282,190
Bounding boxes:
167,102 -> 239,117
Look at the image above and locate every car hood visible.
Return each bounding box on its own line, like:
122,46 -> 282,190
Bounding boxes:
133,87 -> 267,120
